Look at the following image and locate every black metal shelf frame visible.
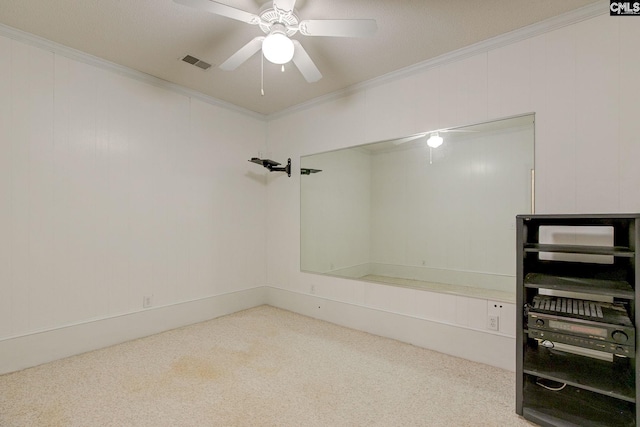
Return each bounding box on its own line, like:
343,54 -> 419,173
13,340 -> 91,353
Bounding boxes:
516,213 -> 640,427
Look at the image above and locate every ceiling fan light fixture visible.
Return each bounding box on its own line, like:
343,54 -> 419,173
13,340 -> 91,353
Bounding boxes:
174,0 -> 377,84
262,24 -> 295,64
427,132 -> 443,148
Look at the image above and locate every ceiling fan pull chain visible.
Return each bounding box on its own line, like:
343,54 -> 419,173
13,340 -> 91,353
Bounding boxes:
261,53 -> 265,96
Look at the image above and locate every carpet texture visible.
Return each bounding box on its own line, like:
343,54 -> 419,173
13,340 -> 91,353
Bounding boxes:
0,305 -> 534,426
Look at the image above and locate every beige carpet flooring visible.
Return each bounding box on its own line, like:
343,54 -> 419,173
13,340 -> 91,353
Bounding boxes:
0,305 -> 535,426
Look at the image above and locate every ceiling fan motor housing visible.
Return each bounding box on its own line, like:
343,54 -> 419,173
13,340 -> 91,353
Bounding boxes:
258,8 -> 299,36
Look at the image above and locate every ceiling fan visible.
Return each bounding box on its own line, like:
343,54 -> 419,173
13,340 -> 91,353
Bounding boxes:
174,0 -> 377,83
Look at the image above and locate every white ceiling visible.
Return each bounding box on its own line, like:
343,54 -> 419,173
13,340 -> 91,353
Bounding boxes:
0,0 -> 601,116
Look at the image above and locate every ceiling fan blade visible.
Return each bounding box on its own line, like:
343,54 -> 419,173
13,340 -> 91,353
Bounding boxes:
273,0 -> 297,13
292,40 -> 322,83
298,19 -> 377,37
219,37 -> 264,71
174,0 -> 259,24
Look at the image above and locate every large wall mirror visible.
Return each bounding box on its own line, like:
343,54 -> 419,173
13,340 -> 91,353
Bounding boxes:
301,114 -> 535,302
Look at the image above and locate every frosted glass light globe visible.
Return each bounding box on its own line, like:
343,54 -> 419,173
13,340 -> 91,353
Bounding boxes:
427,133 -> 443,148
262,31 -> 294,65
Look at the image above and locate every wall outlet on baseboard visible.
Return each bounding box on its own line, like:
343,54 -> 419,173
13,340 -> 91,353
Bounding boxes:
143,295 -> 153,308
487,315 -> 499,331
487,301 -> 505,332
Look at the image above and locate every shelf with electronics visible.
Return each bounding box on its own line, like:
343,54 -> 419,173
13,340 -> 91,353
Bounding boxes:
516,214 -> 640,427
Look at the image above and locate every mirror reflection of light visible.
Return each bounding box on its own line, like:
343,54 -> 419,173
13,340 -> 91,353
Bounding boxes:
427,132 -> 443,148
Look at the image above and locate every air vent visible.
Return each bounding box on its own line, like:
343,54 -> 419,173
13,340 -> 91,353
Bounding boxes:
181,55 -> 212,70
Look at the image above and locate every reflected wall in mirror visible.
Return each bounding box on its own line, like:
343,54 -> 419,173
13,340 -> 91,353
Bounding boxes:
301,114 -> 535,301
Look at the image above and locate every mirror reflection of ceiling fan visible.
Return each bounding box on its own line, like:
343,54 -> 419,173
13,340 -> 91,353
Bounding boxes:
174,0 -> 377,83
392,128 -> 479,148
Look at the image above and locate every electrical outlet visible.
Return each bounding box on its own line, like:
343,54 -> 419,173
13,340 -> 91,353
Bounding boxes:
143,295 -> 153,308
488,315 -> 499,331
487,301 -> 506,333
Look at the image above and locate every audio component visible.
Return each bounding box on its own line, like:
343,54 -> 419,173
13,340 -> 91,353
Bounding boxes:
527,295 -> 635,357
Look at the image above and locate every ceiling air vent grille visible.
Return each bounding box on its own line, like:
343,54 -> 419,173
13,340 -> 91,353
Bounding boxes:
181,55 -> 212,70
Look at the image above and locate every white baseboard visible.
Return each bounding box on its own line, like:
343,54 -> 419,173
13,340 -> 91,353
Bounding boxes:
1,285 -> 516,375
265,286 -> 516,371
0,287 -> 267,375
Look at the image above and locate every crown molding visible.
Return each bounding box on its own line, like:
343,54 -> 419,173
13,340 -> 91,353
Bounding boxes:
267,1 -> 608,121
0,1 -> 608,123
0,22 -> 267,121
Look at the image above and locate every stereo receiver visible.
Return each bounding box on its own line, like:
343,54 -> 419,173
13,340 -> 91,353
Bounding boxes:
527,295 -> 635,357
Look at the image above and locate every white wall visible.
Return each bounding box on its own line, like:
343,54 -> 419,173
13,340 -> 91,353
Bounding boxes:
265,11 -> 640,370
0,33 -> 267,373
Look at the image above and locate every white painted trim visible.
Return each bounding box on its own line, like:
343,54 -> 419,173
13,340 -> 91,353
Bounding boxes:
0,287 -> 267,375
267,1 -> 608,120
0,285 -> 516,374
0,23 -> 266,121
265,287 -> 516,371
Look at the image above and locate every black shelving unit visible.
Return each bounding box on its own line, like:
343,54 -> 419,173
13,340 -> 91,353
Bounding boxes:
516,214 -> 640,427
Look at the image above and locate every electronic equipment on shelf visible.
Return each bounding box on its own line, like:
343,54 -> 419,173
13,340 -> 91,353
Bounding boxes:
527,295 -> 635,357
